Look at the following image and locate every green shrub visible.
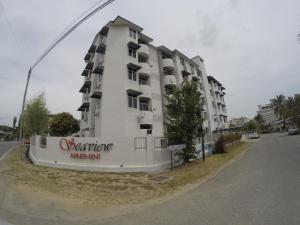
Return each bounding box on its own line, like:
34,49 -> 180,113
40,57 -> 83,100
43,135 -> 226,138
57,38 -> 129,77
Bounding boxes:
214,135 -> 226,153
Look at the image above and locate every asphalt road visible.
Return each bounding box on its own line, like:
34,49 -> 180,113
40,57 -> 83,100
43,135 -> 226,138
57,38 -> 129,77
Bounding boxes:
97,133 -> 300,225
0,141 -> 18,160
0,133 -> 300,225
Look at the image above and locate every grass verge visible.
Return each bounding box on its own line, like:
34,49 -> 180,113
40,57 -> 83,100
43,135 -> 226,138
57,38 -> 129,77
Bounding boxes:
0,142 -> 251,209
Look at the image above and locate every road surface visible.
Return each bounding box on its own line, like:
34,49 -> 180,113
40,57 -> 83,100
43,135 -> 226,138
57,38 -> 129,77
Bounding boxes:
0,141 -> 18,160
0,133 -> 299,225
97,133 -> 300,225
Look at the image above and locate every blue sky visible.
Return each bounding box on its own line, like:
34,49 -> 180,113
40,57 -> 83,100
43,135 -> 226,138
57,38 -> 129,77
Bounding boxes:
0,0 -> 300,126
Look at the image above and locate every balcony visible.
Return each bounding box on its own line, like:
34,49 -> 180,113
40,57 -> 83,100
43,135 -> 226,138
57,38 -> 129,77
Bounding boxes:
77,102 -> 90,112
84,53 -> 93,62
139,111 -> 153,125
164,75 -> 177,87
90,82 -> 102,99
99,26 -> 109,36
139,84 -> 151,99
138,44 -> 149,58
85,61 -> 94,70
182,68 -> 191,77
93,65 -> 104,75
96,42 -> 106,54
79,79 -> 91,93
81,69 -> 89,77
192,74 -> 200,81
88,44 -> 97,54
138,62 -> 150,77
162,58 -> 174,70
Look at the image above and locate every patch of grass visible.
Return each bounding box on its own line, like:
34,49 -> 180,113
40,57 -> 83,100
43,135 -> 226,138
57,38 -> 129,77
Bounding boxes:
0,142 -> 251,209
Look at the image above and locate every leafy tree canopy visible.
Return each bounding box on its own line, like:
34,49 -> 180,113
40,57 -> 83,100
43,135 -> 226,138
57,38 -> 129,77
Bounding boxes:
23,93 -> 49,137
49,112 -> 79,137
166,79 -> 204,163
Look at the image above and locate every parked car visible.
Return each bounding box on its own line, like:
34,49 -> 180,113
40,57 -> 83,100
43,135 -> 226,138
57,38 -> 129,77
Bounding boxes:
288,126 -> 299,135
248,132 -> 260,139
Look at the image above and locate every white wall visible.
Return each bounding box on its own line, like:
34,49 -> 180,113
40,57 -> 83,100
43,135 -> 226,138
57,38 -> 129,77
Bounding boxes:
30,136 -> 171,172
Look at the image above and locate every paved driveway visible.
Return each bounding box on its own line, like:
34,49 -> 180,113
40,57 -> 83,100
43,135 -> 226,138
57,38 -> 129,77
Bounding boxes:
1,133 -> 300,225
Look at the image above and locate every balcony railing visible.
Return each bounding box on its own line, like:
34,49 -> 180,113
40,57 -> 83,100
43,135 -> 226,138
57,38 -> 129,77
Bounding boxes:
162,58 -> 174,70
140,103 -> 150,111
164,75 -> 176,87
138,44 -> 149,58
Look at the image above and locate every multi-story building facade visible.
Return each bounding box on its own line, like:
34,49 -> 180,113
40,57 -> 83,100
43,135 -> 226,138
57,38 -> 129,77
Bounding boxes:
229,117 -> 249,128
257,104 -> 278,125
78,16 -> 228,142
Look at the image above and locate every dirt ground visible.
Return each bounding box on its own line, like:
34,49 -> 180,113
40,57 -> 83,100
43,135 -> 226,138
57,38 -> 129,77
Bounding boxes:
0,142 -> 251,220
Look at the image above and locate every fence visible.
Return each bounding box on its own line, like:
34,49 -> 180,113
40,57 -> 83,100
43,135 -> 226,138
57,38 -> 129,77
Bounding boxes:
153,137 -> 168,149
134,137 -> 147,151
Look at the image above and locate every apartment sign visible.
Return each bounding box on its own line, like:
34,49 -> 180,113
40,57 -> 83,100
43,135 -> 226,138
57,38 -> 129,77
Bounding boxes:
59,138 -> 113,160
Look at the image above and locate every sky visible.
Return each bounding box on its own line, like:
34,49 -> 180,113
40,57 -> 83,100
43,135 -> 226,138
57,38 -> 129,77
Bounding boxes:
0,0 -> 299,126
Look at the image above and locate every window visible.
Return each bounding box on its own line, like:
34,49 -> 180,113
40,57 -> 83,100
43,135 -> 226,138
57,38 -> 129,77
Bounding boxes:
128,69 -> 137,81
129,28 -> 137,39
128,94 -> 137,108
139,98 -> 150,111
210,89 -> 213,96
197,70 -> 202,77
180,58 -> 185,66
138,55 -> 147,63
190,64 -> 194,73
140,124 -> 152,130
128,47 -> 136,58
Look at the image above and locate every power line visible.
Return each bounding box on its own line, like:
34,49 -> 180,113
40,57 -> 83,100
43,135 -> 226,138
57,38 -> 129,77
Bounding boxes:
46,0 -> 105,58
0,0 -> 29,67
32,0 -> 116,69
18,0 -> 117,142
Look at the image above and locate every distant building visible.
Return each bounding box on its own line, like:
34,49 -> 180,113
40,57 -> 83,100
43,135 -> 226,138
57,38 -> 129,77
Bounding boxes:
257,104 -> 278,125
0,130 -> 7,141
229,117 -> 249,128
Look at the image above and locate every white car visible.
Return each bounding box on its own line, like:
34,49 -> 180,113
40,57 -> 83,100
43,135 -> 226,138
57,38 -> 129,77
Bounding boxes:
288,126 -> 299,135
248,132 -> 259,139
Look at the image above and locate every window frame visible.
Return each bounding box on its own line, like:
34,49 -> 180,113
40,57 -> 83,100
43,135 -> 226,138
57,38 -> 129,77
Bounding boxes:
129,28 -> 137,39
128,47 -> 136,58
128,68 -> 137,81
128,93 -> 138,109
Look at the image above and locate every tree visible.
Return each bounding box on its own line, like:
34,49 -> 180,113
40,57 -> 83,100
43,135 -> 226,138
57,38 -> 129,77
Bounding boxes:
244,120 -> 257,133
49,112 -> 79,137
23,93 -> 49,137
270,94 -> 288,129
13,116 -> 17,129
254,113 -> 265,133
289,95 -> 300,128
166,79 -> 204,164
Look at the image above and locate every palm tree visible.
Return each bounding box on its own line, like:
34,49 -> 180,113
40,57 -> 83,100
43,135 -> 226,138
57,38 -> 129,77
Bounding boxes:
270,94 -> 287,129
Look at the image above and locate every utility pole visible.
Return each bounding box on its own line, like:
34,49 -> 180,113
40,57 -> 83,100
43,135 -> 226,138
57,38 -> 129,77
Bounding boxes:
18,0 -> 116,149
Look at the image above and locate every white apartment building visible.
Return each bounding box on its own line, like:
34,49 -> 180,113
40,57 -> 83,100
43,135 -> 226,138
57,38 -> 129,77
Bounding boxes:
257,104 -> 278,125
229,117 -> 249,128
78,16 -> 228,142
